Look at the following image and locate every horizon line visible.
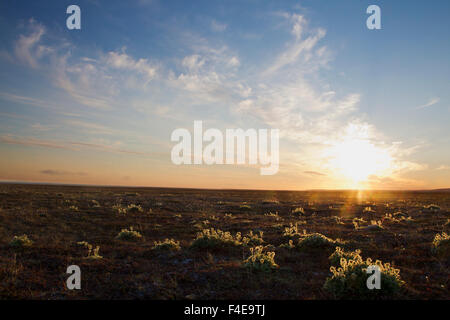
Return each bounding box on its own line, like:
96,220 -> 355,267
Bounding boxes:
1,179 -> 449,193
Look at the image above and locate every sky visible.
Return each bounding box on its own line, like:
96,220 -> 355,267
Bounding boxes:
0,0 -> 449,190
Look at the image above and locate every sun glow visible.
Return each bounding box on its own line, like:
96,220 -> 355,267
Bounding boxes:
328,138 -> 392,184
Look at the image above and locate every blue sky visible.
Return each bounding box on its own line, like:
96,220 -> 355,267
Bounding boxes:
0,0 -> 449,189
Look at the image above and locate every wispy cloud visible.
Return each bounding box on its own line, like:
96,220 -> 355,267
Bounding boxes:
304,171 -> 326,176
64,120 -> 115,135
14,19 -> 49,68
0,134 -> 154,156
416,97 -> 440,109
9,21 -> 161,110
211,20 -> 227,32
31,123 -> 56,131
0,92 -> 51,109
104,50 -> 158,81
40,169 -> 87,176
264,13 -> 327,75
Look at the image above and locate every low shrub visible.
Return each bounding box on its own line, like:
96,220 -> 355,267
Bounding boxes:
91,200 -> 101,208
431,232 -> 450,258
243,230 -> 264,246
153,238 -> 181,251
190,228 -> 243,249
190,228 -> 263,249
282,223 -> 304,239
423,204 -> 440,212
331,216 -> 345,225
126,204 -> 144,214
243,246 -> 279,272
113,204 -> 144,214
360,220 -> 384,231
363,207 -> 375,213
292,207 -> 305,215
324,251 -> 405,299
279,239 -> 295,249
116,227 -> 142,241
296,232 -> 343,252
262,199 -> 279,205
444,219 -> 450,228
77,241 -> 102,259
9,235 -> 33,248
239,204 -> 252,211
329,247 -> 361,267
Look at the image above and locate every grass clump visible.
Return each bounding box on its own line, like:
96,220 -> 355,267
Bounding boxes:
291,207 -> 305,215
279,239 -> 296,249
423,204 -> 440,212
190,228 -> 263,249
243,230 -> 264,246
239,204 -> 252,211
116,227 -> 142,241
264,212 -> 281,221
9,235 -> 33,248
91,200 -> 101,208
113,203 -> 143,214
190,228 -> 243,249
431,232 -> 450,258
77,241 -> 102,259
324,253 -> 405,299
126,204 -> 144,214
153,238 -> 181,251
262,199 -> 279,205
281,231 -> 343,252
365,220 -> 384,231
331,216 -> 345,225
296,232 -> 343,252
243,246 -> 279,272
282,223 -> 304,239
112,204 -> 127,214
329,247 -> 362,267
363,206 -> 375,213
352,217 -> 366,230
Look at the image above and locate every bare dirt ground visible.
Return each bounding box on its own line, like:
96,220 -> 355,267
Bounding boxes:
0,183 -> 448,299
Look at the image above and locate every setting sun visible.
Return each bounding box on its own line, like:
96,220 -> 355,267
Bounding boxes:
329,138 -> 392,184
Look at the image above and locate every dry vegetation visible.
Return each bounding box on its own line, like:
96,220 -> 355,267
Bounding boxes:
0,183 -> 449,299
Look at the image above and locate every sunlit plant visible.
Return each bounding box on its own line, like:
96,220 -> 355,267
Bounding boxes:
431,232 -> 450,258
77,241 -> 102,259
190,228 -> 263,249
153,238 -> 181,251
329,247 -> 362,267
116,227 -> 142,241
243,246 -> 279,272
282,223 -> 304,239
423,204 -> 441,212
9,235 -> 33,248
292,207 -> 305,215
190,228 -> 243,249
296,232 -> 343,251
324,250 -> 405,299
242,230 -> 264,246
